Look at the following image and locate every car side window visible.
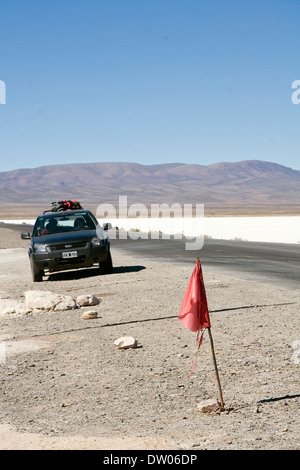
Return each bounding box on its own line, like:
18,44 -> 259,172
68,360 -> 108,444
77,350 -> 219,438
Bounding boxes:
33,218 -> 46,236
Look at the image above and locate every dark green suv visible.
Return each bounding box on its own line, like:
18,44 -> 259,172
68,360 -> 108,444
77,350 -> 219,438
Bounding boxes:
21,209 -> 113,282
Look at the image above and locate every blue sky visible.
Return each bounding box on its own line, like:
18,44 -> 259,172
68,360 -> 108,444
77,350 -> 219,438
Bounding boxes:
0,0 -> 299,172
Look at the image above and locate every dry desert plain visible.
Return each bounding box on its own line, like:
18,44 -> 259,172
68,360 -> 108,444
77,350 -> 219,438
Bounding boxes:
0,223 -> 299,450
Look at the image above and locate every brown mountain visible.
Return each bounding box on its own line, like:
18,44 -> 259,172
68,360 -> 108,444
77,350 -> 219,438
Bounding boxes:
0,160 -> 299,214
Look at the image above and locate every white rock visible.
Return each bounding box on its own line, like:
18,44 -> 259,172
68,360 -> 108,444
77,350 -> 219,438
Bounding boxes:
0,299 -> 28,316
114,336 -> 138,349
24,291 -> 76,312
76,294 -> 101,307
81,310 -> 98,319
197,398 -> 220,413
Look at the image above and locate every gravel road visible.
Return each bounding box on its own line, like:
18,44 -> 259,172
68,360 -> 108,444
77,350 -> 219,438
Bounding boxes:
0,226 -> 299,450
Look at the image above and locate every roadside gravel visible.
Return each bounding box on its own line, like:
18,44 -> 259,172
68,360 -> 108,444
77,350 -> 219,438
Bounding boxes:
0,226 -> 299,450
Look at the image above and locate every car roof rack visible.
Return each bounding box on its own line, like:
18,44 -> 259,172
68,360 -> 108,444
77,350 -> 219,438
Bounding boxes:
43,200 -> 83,214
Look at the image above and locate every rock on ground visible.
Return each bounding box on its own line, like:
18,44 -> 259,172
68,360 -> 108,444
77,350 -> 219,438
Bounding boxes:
114,336 -> 138,349
24,290 -> 77,312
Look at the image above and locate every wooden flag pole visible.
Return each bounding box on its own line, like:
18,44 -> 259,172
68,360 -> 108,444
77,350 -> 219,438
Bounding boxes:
207,326 -> 225,409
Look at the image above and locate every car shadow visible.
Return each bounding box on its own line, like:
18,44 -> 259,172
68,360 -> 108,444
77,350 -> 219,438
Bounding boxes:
46,265 -> 146,281
113,265 -> 146,274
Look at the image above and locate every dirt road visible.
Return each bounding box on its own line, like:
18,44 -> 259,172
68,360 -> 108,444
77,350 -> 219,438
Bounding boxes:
0,226 -> 299,450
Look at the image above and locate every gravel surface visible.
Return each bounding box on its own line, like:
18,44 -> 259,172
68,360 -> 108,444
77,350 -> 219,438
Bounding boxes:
0,226 -> 299,450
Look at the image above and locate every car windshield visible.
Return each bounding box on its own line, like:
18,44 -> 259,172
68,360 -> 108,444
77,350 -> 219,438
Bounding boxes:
33,212 -> 98,236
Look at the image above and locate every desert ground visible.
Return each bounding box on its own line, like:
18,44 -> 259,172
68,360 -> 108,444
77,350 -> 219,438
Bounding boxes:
0,225 -> 299,450
1,202 -> 300,219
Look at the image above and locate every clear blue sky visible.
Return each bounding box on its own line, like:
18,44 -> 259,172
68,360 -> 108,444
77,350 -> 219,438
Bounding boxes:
0,0 -> 299,172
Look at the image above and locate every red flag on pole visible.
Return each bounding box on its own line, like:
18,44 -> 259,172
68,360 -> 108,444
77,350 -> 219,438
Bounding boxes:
178,259 -> 225,406
179,258 -> 211,332
178,258 -> 211,376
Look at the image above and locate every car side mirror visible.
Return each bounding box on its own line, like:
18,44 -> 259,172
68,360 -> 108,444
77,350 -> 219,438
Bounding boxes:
21,232 -> 31,239
103,223 -> 112,231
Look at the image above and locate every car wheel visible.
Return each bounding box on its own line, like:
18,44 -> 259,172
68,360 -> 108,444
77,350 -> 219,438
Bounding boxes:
31,259 -> 44,282
99,251 -> 113,275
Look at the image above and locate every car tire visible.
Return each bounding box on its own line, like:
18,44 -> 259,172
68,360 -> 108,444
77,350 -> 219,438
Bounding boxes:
30,259 -> 44,282
99,251 -> 113,275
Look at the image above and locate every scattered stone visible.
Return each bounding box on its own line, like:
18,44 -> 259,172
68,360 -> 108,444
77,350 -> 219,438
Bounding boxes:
24,290 -> 77,312
81,310 -> 98,320
0,298 -> 27,316
114,336 -> 138,349
197,398 -> 220,413
0,291 -> 101,316
76,294 -> 101,307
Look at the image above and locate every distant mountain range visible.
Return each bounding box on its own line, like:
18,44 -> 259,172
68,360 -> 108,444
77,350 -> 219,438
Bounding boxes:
0,160 -> 299,209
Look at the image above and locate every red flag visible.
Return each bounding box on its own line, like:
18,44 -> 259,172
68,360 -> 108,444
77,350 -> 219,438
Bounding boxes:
179,258 -> 211,332
178,259 -> 211,377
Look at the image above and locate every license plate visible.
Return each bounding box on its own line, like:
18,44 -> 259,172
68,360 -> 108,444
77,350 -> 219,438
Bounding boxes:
62,251 -> 78,259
